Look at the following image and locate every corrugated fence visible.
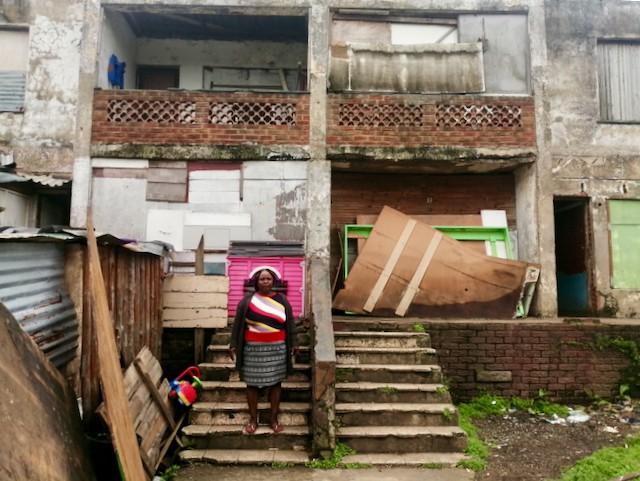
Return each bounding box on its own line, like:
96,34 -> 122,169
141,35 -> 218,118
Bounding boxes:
0,242 -> 79,368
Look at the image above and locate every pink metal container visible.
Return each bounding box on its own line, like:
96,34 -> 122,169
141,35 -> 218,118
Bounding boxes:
226,256 -> 306,318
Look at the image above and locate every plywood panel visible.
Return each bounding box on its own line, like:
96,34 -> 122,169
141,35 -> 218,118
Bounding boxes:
0,303 -> 96,481
333,206 -> 535,319
163,275 -> 229,328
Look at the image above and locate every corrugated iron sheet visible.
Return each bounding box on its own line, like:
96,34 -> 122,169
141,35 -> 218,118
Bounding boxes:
228,241 -> 305,256
0,71 -> 26,113
0,242 -> 79,367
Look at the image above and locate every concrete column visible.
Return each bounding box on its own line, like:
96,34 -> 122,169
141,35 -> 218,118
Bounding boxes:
307,1 -> 336,457
70,0 -> 100,229
521,0 -> 558,317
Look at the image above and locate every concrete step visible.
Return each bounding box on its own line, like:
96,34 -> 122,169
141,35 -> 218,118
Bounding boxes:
335,402 -> 458,427
339,452 -> 468,467
336,364 -> 443,384
199,380 -> 311,403
198,362 -> 311,382
181,424 -> 311,451
334,331 -> 431,348
179,448 -> 311,465
189,401 -> 310,426
335,382 -> 451,404
333,317 -> 429,333
336,425 -> 467,454
207,344 -> 311,364
335,346 -> 436,365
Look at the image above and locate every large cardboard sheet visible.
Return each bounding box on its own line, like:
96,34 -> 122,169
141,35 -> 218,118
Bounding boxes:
333,206 -> 537,319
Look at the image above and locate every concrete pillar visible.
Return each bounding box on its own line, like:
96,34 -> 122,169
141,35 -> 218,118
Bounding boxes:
306,2 -> 336,457
70,0 -> 100,229
522,0 -> 558,317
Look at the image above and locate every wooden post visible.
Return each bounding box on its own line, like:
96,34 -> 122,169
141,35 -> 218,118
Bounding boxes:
194,235 -> 206,364
86,210 -> 147,481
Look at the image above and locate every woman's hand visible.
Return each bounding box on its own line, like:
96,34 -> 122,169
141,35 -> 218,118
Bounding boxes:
228,347 -> 236,361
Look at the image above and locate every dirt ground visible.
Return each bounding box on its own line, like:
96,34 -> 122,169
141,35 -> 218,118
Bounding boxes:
473,403 -> 640,481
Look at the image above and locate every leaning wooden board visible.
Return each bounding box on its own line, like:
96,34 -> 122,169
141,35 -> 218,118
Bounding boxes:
334,206 -> 539,319
98,346 -> 185,479
87,210 -> 147,481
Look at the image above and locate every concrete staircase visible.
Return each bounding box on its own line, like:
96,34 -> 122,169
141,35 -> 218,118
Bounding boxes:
333,318 -> 468,466
178,325 -> 313,465
178,318 -> 468,467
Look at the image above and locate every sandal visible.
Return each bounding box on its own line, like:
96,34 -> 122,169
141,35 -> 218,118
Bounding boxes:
244,420 -> 258,434
270,422 -> 284,433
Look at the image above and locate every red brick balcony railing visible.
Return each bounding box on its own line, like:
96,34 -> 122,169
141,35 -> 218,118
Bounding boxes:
92,89 -> 310,146
327,93 -> 536,149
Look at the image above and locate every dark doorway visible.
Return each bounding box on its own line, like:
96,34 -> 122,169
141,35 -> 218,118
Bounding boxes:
136,67 -> 179,90
554,198 -> 593,316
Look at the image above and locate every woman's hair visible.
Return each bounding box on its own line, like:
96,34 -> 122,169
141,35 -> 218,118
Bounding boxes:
251,268 -> 280,290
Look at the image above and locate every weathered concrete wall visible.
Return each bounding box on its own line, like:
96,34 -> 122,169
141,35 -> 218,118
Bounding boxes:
459,13 -> 530,94
0,0 -> 83,175
545,0 -> 640,317
91,159 -> 307,246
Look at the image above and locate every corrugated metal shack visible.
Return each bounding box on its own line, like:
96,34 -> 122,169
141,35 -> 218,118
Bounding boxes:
0,227 -> 168,429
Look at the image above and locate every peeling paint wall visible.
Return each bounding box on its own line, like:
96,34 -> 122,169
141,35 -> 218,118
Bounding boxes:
91,159 -> 307,250
0,0 -> 83,175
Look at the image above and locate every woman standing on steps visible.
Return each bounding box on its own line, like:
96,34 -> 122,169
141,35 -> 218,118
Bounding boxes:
228,268 -> 299,434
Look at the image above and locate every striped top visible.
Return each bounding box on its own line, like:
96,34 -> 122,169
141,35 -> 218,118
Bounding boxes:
244,292 -> 287,343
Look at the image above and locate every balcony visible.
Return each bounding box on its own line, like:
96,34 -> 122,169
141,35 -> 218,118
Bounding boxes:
91,89 -> 310,159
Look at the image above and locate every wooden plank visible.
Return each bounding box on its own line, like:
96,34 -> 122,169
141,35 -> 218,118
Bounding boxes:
134,359 -> 176,431
163,292 -> 228,308
163,306 -> 228,320
395,231 -> 443,316
357,214 -> 483,226
155,412 -> 187,472
363,219 -> 416,312
164,275 -> 229,293
86,210 -> 147,481
163,317 -> 228,329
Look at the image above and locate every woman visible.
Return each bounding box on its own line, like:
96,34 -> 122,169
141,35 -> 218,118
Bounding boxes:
228,268 -> 299,434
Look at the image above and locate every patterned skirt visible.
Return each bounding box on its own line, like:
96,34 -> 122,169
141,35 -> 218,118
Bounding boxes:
242,340 -> 287,387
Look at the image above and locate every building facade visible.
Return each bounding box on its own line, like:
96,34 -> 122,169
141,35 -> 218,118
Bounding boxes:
2,0 -> 640,322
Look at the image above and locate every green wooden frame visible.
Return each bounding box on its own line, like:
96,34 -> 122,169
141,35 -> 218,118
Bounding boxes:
343,224 -> 514,280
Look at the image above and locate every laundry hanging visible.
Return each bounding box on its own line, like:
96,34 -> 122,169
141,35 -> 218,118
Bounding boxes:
107,54 -> 126,89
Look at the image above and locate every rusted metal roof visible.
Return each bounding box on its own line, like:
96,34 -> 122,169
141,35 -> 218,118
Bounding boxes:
0,232 -> 168,369
0,242 -> 78,368
0,171 -> 70,187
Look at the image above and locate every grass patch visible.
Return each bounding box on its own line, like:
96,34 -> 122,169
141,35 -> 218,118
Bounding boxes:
157,465 -> 180,480
306,442 -> 372,469
377,386 -> 397,394
547,435 -> 640,481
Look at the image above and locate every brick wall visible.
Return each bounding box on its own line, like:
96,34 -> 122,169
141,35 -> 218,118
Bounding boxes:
327,94 -> 536,149
423,320 -> 638,403
92,89 -> 310,146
